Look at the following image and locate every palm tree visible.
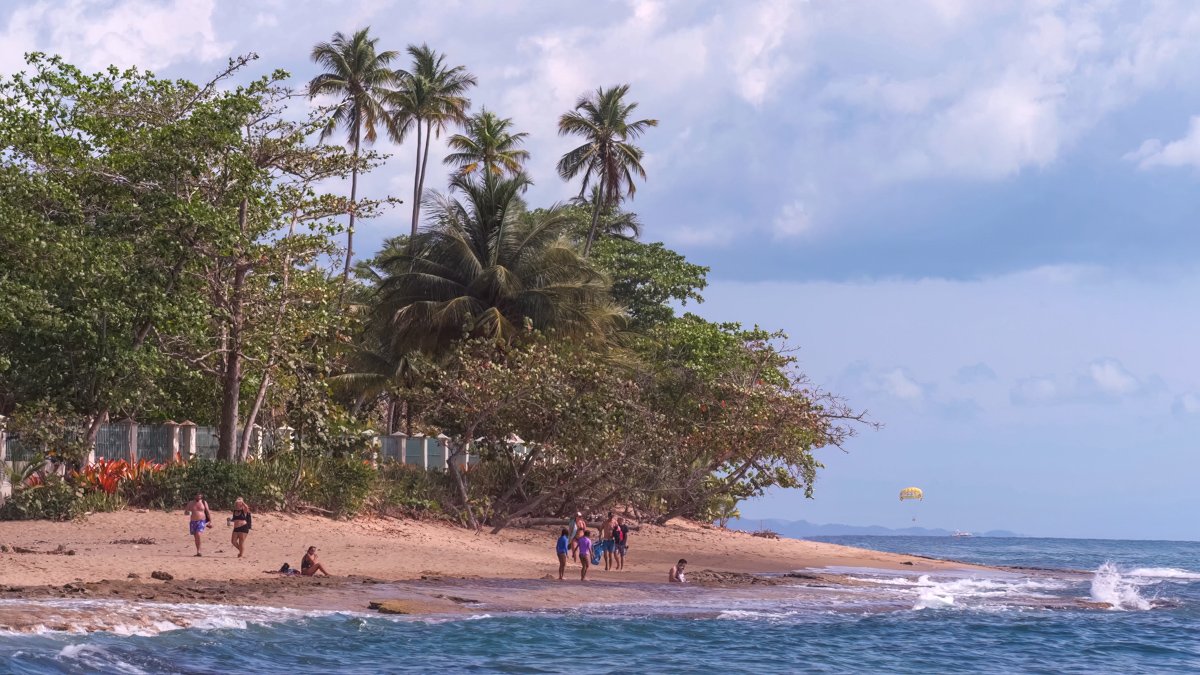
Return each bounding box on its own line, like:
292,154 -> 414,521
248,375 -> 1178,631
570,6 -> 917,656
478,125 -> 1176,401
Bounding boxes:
390,44 -> 477,236
307,28 -> 400,302
557,84 -> 657,256
375,172 -> 624,354
444,109 -> 530,178
569,185 -> 643,241
330,345 -> 424,434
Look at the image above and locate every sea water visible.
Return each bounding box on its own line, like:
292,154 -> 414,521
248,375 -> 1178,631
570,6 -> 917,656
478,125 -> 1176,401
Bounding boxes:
3,536 -> 1199,673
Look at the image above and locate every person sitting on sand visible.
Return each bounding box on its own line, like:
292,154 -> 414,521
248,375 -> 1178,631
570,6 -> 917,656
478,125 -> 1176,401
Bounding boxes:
301,546 -> 330,577
556,528 -> 570,580
184,492 -> 211,557
669,559 -> 687,583
569,512 -> 586,562
230,497 -> 252,558
577,530 -> 592,581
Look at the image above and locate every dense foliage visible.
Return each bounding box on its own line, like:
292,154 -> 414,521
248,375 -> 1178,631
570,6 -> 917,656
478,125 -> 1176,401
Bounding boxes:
0,37 -> 869,528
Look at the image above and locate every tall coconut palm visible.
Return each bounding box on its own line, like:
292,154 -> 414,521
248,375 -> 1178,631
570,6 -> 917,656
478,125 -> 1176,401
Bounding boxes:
375,172 -> 624,354
390,44 -> 477,236
443,109 -> 530,178
307,28 -> 400,302
557,84 -> 657,256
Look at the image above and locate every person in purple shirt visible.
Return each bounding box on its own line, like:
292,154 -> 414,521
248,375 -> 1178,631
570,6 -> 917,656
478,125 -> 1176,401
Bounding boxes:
576,530 -> 593,581
556,528 -> 570,580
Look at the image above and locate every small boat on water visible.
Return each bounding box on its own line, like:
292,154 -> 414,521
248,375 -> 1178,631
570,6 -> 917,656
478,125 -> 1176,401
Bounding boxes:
952,530 -> 973,538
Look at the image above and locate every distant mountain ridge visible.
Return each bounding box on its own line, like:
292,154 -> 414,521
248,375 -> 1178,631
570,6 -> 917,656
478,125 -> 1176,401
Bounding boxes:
729,518 -> 1021,538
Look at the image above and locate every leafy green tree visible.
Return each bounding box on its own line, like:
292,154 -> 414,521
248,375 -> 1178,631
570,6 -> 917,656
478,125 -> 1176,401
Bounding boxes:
390,44 -> 477,235
0,54 -> 264,436
589,236 -> 708,329
374,172 -> 624,356
307,28 -> 400,302
444,109 -> 530,178
557,84 -> 657,255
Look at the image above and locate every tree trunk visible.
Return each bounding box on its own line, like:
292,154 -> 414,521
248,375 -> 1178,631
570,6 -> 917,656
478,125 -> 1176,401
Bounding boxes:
385,397 -> 396,435
583,175 -> 606,256
337,135 -> 361,310
217,200 -> 250,462
415,119 -> 434,231
410,120 -> 424,236
446,439 -> 479,530
238,373 -> 270,461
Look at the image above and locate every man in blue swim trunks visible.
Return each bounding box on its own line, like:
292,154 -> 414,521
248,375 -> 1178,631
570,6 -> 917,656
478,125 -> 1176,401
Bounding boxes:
184,492 -> 210,557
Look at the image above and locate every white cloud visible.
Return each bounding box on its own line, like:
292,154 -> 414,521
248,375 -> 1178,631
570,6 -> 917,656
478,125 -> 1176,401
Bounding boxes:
1128,116 -> 1200,169
1011,376 -> 1058,405
1175,392 -> 1200,415
772,200 -> 811,239
1088,358 -> 1139,396
1011,358 -> 1151,405
0,0 -> 230,74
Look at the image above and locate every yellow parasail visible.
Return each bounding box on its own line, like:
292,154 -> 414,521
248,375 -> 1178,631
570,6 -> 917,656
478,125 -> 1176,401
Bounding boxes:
899,487 -> 924,501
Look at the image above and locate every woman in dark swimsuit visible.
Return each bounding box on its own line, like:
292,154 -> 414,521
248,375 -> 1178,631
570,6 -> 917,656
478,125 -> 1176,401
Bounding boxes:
230,497 -> 252,558
301,546 -> 329,577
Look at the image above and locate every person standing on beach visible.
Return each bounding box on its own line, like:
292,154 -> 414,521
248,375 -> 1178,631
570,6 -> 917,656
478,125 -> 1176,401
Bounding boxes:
614,517 -> 629,570
184,492 -> 211,557
569,512 -> 586,562
600,512 -> 618,571
230,497 -> 252,558
577,530 -> 593,581
556,528 -> 570,580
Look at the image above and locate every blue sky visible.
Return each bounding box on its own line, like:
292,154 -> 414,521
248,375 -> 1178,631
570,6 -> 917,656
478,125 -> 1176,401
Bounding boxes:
4,1 -> 1200,539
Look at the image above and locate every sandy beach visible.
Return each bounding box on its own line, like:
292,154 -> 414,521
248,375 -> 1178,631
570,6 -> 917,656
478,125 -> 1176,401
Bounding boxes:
0,511 -> 981,587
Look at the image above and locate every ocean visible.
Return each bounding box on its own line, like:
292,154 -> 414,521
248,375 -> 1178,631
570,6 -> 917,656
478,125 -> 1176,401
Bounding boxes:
2,536 -> 1198,673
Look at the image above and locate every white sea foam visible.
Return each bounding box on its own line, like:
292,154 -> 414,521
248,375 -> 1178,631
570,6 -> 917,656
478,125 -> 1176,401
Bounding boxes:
717,609 -> 800,621
1128,567 -> 1200,580
903,574 -> 1065,610
0,599 -> 339,636
1090,562 -> 1152,610
58,643 -> 148,674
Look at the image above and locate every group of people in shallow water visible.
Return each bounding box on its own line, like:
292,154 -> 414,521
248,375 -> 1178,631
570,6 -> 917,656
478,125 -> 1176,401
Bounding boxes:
556,511 -> 630,581
182,492 -> 328,576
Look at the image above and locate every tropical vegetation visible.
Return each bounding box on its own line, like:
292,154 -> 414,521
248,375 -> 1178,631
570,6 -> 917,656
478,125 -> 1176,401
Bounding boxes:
0,31 -> 868,528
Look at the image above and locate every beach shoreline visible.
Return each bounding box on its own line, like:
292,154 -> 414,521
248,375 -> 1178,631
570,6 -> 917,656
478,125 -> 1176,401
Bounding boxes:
0,510 -> 1021,631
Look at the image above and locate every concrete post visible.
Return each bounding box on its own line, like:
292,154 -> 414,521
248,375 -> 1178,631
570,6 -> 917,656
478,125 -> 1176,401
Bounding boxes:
125,419 -> 138,464
0,415 -> 9,503
166,421 -> 180,463
277,425 -> 294,453
412,434 -> 428,469
366,431 -> 379,468
251,424 -> 263,461
436,433 -> 450,471
180,421 -> 197,462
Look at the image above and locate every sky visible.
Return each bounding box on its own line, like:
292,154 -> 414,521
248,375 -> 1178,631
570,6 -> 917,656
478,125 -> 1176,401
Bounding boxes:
4,0 -> 1200,540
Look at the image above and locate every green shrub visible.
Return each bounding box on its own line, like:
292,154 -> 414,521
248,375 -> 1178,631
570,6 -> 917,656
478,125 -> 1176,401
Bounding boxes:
299,456 -> 376,517
0,476 -> 81,521
128,459 -> 290,511
73,490 -> 126,516
374,461 -> 452,514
